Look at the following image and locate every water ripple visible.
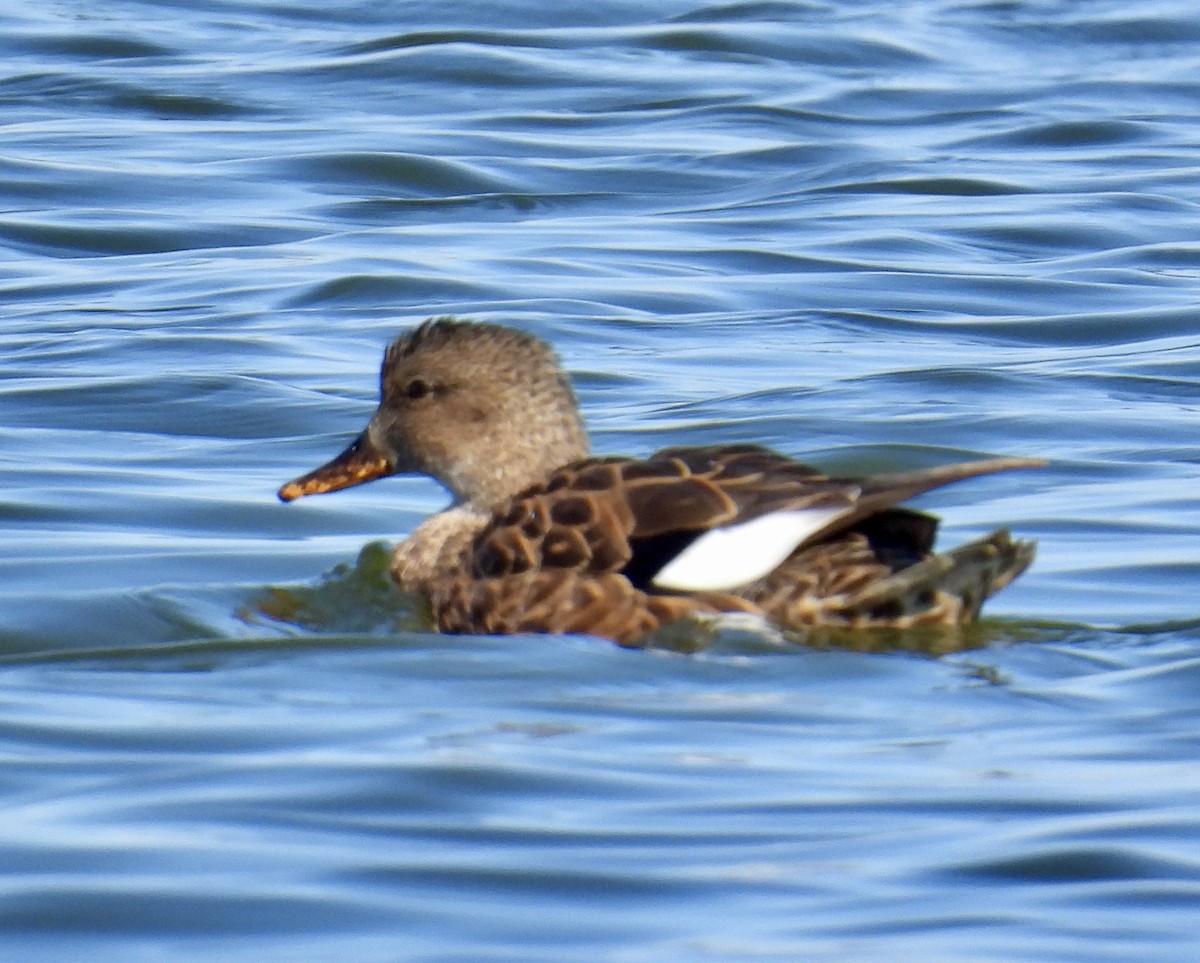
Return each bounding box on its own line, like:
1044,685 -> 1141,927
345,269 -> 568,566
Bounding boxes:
2,0 -> 1200,960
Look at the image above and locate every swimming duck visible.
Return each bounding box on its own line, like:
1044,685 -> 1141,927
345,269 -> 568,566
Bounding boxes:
279,318 -> 1041,646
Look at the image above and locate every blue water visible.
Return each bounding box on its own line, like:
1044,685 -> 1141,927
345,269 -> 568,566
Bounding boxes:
2,1 -> 1200,959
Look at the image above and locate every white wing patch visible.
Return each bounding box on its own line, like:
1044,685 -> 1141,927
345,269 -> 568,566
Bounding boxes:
650,507 -> 848,592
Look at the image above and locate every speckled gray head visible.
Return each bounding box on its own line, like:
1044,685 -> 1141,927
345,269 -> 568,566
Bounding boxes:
278,317 -> 589,507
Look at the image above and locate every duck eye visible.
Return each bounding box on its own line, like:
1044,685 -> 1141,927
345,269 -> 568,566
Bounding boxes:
405,378 -> 430,400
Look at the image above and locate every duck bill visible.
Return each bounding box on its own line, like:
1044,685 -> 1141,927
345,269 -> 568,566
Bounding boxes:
278,430 -> 395,502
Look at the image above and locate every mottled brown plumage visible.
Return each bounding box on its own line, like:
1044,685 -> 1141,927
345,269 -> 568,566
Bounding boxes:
279,318 -> 1042,646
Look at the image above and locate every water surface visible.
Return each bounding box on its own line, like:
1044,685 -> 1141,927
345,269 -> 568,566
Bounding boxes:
2,1 -> 1199,960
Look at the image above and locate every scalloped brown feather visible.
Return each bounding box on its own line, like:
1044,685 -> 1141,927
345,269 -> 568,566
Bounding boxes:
404,444 -> 1040,645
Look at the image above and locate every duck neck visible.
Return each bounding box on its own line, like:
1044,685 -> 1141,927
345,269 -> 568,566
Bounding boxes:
444,423 -> 588,509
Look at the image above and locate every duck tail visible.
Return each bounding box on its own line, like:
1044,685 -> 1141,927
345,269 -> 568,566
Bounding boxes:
849,529 -> 1037,624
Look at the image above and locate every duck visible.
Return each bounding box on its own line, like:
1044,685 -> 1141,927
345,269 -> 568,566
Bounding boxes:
278,317 -> 1042,646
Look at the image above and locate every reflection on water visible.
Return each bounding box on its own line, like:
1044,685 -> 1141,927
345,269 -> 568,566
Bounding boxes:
247,540 -> 432,635
1,0 -> 1199,960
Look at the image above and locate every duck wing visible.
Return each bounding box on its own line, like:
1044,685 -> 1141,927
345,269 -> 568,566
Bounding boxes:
640,446 -> 1042,592
467,444 -> 1041,594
